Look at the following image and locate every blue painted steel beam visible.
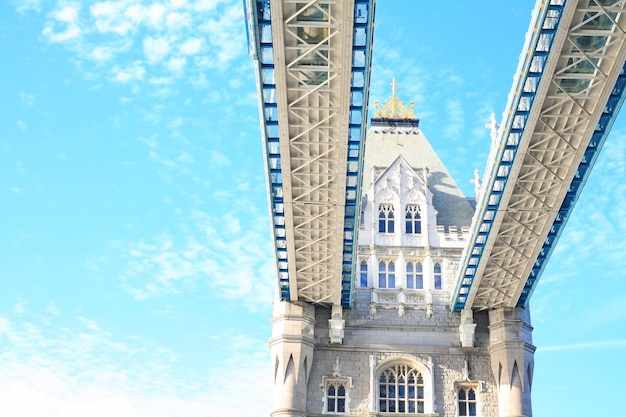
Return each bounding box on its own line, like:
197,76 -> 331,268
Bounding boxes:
517,62 -> 626,306
341,0 -> 376,308
451,0 -> 565,311
245,0 -> 291,300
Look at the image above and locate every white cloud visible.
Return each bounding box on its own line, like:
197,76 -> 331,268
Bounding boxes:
43,22 -> 81,43
148,76 -> 173,85
168,117 -> 184,128
442,99 -> 464,139
28,0 -> 248,90
12,0 -> 43,13
210,150 -> 230,167
0,317 -> 9,332
20,92 -> 35,105
165,11 -> 189,29
17,120 -> 27,131
170,0 -> 188,9
118,210 -> 274,311
145,3 -> 167,27
538,339 -> 626,352
144,36 -> 171,64
42,4 -> 82,43
90,45 -> 116,61
112,62 -> 146,83
179,37 -> 203,55
0,310 -> 273,417
89,39 -> 132,62
55,4 -> 79,22
90,1 -> 136,36
166,56 -> 186,74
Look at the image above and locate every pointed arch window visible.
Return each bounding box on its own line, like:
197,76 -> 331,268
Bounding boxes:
378,261 -> 395,288
406,261 -> 423,289
434,263 -> 442,290
378,362 -> 425,413
322,375 -> 353,415
378,203 -> 395,234
457,387 -> 477,416
360,260 -> 368,288
405,204 -> 422,234
327,382 -> 347,413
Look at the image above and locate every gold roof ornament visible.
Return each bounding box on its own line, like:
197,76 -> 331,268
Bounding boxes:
373,78 -> 416,119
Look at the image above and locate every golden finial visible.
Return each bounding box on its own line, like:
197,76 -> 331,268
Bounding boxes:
373,78 -> 416,119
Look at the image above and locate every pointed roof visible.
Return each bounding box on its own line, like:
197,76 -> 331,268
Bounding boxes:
372,79 -> 420,128
363,84 -> 474,228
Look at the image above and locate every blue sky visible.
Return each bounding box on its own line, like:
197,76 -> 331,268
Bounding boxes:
1,1 -> 624,416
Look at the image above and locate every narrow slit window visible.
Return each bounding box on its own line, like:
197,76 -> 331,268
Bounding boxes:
360,261 -> 368,288
434,263 -> 442,290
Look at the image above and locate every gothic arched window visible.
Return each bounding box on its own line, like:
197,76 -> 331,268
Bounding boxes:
378,261 -> 395,288
405,204 -> 422,234
434,263 -> 442,290
360,261 -> 368,288
378,362 -> 425,413
457,387 -> 477,416
406,261 -> 423,289
327,382 -> 347,413
378,203 -> 395,234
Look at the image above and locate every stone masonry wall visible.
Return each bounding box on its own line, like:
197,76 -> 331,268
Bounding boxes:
308,303 -> 497,417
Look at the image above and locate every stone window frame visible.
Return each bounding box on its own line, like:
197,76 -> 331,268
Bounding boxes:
372,357 -> 435,415
378,259 -> 396,288
359,260 -> 368,288
378,203 -> 395,234
433,262 -> 443,290
404,204 -> 422,234
454,383 -> 480,417
321,376 -> 353,414
405,260 -> 424,289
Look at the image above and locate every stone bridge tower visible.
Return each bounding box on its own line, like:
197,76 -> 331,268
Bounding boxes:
270,84 -> 534,417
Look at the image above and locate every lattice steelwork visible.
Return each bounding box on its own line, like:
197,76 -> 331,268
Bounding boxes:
246,0 -> 375,306
453,0 -> 626,311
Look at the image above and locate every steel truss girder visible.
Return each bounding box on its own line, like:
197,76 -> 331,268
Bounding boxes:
453,0 -> 626,311
266,0 -> 360,305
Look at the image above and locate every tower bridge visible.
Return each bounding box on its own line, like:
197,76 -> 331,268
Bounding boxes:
245,1 -> 626,416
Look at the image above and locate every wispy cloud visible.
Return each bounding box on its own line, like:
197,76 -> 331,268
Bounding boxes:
26,0 -> 247,89
12,0 -> 43,13
0,306 -> 272,417
118,209 -> 274,311
538,339 -> 626,352
442,99 -> 464,140
531,130 -> 626,326
20,92 -> 36,105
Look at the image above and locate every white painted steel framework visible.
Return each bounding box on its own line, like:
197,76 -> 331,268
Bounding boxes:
246,0 -> 375,306
453,0 -> 626,311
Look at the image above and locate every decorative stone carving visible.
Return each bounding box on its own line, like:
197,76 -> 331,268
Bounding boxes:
333,356 -> 342,377
368,302 -> 377,319
329,305 -> 345,344
459,308 -> 477,348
